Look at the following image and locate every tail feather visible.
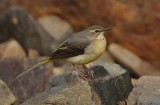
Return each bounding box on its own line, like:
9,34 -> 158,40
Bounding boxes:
13,58 -> 50,81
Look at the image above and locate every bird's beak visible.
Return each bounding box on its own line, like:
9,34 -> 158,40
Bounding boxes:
98,28 -> 112,32
103,28 -> 112,32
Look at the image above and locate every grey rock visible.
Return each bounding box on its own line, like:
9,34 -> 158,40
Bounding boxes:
91,63 -> 132,105
21,72 -> 96,105
128,76 -> 160,105
21,63 -> 132,105
108,43 -> 160,76
38,15 -> 73,44
0,58 -> 53,104
0,6 -> 56,56
0,79 -> 17,105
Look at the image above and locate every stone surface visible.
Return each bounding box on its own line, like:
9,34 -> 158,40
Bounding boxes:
28,49 -> 39,58
91,63 -> 132,105
108,43 -> 160,76
21,63 -> 132,105
0,58 -> 53,104
127,76 -> 160,105
0,39 -> 26,58
38,15 -> 73,44
131,78 -> 137,87
22,73 -> 97,105
52,66 -> 67,75
0,79 -> 17,105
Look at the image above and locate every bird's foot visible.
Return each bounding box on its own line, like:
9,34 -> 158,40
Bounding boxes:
117,99 -> 127,105
79,73 -> 90,81
82,65 -> 94,79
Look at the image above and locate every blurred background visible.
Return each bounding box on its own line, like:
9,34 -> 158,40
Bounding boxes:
0,0 -> 160,104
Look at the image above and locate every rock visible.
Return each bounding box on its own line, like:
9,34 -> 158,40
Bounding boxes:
28,49 -> 40,58
108,43 -> 160,76
0,6 -> 56,56
20,72 -> 96,105
38,15 -> 73,44
0,39 -> 26,58
52,66 -> 67,75
0,58 -> 53,104
0,79 -> 17,105
91,63 -> 132,105
21,63 -> 132,105
127,76 -> 160,105
131,78 -> 137,87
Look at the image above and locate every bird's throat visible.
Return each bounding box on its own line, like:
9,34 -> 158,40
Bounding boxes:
97,32 -> 105,40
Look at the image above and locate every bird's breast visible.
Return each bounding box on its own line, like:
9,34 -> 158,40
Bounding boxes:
85,34 -> 107,55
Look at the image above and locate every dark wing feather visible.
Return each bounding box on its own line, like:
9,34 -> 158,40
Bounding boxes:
49,35 -> 90,60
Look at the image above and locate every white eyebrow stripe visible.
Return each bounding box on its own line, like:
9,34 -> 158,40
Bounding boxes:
89,29 -> 99,32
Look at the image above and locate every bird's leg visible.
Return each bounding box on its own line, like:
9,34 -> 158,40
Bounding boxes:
71,64 -> 93,80
82,65 -> 94,79
71,64 -> 88,80
72,64 -> 78,72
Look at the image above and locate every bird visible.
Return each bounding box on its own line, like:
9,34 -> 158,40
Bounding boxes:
14,25 -> 111,80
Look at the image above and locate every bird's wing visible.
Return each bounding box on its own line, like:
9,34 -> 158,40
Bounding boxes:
48,35 -> 91,60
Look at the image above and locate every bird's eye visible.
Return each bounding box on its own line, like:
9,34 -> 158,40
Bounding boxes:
95,30 -> 99,33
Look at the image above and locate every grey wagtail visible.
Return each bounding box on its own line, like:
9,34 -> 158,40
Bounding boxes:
15,25 -> 111,80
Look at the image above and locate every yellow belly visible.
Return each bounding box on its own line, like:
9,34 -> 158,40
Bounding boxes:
66,34 -> 107,65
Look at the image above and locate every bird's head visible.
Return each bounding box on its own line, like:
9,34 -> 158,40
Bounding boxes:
86,25 -> 111,37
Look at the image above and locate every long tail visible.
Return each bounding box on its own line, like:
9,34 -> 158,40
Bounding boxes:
13,58 -> 50,81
